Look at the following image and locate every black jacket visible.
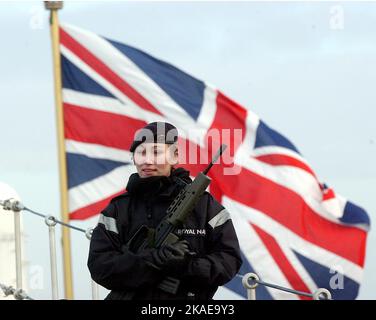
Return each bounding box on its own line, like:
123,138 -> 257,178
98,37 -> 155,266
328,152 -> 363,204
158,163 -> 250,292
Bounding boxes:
87,167 -> 242,300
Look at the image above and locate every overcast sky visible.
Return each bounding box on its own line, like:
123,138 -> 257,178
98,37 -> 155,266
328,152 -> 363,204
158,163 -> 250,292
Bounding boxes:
0,1 -> 375,300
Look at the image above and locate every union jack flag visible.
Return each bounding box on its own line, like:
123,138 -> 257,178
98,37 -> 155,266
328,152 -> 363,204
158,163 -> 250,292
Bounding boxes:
60,23 -> 370,300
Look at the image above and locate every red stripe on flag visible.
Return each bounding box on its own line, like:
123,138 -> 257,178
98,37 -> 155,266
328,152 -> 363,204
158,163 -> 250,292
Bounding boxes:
209,179 -> 224,204
175,138 -> 224,204
64,103 -> 146,150
70,190 -> 124,220
60,27 -> 162,116
176,137 -> 208,176
211,165 -> 367,266
254,154 -> 316,178
207,91 -> 247,158
251,223 -> 312,300
69,190 -> 125,220
322,188 -> 336,201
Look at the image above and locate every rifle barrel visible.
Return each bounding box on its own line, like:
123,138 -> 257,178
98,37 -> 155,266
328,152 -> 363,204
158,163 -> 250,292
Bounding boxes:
203,144 -> 227,175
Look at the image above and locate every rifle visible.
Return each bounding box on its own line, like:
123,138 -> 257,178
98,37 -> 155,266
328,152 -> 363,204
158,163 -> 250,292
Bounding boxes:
125,144 -> 227,294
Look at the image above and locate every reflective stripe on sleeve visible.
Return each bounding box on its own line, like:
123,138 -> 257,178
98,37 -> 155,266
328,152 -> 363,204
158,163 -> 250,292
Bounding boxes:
208,209 -> 231,229
98,214 -> 119,234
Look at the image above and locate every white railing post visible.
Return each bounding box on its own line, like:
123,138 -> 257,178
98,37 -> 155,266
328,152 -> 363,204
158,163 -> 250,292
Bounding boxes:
86,227 -> 99,300
45,215 -> 59,300
13,204 -> 23,290
2,199 -> 25,290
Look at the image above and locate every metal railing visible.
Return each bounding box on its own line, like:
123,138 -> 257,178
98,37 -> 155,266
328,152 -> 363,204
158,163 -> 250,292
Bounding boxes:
0,198 -> 99,300
1,198 -> 333,301
240,272 -> 332,300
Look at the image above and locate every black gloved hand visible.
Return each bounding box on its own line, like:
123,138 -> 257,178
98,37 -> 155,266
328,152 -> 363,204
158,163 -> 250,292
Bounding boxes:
151,240 -> 191,272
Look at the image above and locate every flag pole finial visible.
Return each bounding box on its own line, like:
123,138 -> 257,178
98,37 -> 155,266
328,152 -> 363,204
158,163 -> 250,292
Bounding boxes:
44,1 -> 63,10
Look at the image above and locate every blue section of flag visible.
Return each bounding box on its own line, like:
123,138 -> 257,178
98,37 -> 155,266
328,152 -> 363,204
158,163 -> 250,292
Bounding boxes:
106,38 -> 205,120
293,250 -> 360,300
62,54 -> 116,98
254,120 -> 300,154
66,153 -> 128,188
225,251 -> 273,300
340,201 -> 371,228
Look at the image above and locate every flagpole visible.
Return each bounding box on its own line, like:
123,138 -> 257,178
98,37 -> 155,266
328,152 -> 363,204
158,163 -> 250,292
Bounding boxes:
44,1 -> 74,300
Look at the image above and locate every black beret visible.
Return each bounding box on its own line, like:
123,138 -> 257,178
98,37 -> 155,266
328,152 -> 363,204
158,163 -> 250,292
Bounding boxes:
129,122 -> 178,152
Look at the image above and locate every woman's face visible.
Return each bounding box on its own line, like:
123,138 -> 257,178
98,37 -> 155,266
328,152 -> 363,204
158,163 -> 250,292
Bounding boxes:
133,143 -> 179,178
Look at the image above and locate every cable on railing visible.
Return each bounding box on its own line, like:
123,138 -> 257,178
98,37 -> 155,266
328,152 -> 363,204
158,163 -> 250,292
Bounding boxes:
0,283 -> 34,300
1,198 -> 91,234
25,207 -> 87,233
